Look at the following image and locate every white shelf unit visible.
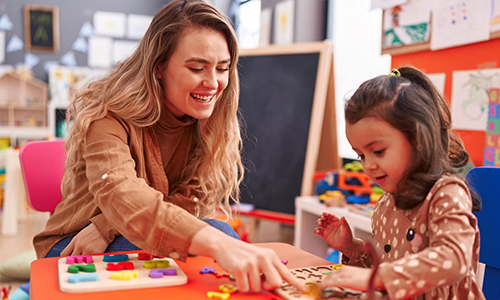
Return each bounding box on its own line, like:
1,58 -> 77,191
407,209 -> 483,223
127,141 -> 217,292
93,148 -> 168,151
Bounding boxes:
294,196 -> 372,259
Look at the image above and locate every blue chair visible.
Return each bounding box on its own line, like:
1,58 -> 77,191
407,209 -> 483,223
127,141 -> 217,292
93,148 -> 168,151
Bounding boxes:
466,167 -> 500,300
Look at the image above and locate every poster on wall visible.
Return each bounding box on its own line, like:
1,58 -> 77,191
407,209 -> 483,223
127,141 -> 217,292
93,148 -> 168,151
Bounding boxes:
451,68 -> 500,131
94,11 -> 126,38
273,0 -> 294,45
491,0 -> 500,33
484,87 -> 500,166
382,0 -> 431,48
431,0 -> 491,50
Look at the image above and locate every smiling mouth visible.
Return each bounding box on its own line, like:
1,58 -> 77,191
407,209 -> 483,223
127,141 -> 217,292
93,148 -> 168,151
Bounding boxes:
191,94 -> 214,103
375,175 -> 387,181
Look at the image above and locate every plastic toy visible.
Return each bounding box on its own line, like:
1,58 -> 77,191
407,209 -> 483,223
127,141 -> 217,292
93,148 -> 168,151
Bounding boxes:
314,168 -> 373,205
319,191 -> 346,207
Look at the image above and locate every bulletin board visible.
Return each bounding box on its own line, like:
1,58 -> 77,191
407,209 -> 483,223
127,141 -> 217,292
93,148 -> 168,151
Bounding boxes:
24,4 -> 60,53
391,37 -> 500,167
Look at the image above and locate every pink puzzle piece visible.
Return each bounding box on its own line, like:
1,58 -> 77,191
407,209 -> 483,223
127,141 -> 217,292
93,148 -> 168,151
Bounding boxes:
66,255 -> 93,265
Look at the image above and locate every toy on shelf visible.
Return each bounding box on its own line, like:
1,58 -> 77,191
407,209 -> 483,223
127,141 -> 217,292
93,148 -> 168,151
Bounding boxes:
314,161 -> 384,206
319,190 -> 346,207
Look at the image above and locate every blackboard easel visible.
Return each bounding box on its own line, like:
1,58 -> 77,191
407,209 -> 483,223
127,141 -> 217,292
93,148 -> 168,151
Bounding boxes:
238,41 -> 339,214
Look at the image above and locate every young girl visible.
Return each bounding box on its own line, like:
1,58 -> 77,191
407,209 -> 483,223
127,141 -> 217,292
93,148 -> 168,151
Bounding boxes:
33,0 -> 303,293
315,67 -> 485,299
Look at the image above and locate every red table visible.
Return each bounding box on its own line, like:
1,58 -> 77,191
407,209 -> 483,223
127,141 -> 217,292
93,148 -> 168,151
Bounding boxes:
30,242 -> 330,299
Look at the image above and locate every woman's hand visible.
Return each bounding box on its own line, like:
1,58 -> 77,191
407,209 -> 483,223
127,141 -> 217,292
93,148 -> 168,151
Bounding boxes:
314,213 -> 355,256
60,223 -> 109,256
189,226 -> 307,293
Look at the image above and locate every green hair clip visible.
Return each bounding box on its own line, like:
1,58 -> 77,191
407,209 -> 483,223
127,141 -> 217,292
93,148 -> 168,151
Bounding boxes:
389,68 -> 401,76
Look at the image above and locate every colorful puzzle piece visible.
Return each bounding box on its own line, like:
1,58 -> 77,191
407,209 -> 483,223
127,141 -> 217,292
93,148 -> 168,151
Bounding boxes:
219,284 -> 238,294
206,291 -> 231,300
144,260 -> 170,269
67,264 -> 96,273
68,273 -> 99,284
66,255 -> 93,265
214,271 -> 231,278
58,253 -> 188,293
106,261 -> 135,271
137,253 -> 154,261
110,270 -> 139,281
149,268 -> 177,278
200,267 -> 216,274
103,254 -> 129,262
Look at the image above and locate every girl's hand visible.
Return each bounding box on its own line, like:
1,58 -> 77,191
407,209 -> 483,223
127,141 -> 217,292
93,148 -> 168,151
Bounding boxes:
320,265 -> 372,292
189,226 -> 307,293
314,213 -> 355,256
60,223 -> 108,256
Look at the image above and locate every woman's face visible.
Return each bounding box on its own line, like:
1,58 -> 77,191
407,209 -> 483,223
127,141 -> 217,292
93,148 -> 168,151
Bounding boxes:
157,26 -> 231,119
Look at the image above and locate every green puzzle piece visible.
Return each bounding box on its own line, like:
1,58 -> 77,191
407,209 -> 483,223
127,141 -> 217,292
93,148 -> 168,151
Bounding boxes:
67,263 -> 96,273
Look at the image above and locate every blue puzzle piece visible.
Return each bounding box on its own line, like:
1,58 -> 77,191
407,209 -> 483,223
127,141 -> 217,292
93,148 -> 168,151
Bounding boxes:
68,273 -> 99,284
103,254 -> 129,262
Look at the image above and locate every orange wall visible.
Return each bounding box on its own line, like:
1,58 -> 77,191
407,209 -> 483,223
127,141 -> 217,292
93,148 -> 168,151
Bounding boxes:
391,38 -> 500,167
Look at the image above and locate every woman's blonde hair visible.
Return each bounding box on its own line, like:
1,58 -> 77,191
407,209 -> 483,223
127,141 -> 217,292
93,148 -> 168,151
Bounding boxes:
63,0 -> 243,217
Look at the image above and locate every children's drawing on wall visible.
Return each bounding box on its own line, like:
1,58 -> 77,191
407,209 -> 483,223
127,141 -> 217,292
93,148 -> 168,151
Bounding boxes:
431,0 -> 491,50
484,87 -> 500,166
451,68 -> 500,131
491,0 -> 500,32
273,0 -> 294,45
383,0 -> 431,48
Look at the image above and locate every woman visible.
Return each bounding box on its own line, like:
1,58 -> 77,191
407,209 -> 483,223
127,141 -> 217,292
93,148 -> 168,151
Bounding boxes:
34,0 -> 304,293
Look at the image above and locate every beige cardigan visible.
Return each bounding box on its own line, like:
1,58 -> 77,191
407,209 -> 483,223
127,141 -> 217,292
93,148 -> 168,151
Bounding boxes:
34,110 -> 208,260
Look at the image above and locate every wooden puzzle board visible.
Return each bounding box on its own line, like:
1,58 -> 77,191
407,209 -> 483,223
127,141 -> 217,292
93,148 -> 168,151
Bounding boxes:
274,265 -> 366,300
58,253 -> 187,293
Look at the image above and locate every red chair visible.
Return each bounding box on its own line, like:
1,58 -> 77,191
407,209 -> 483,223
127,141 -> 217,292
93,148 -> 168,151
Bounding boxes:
19,140 -> 66,215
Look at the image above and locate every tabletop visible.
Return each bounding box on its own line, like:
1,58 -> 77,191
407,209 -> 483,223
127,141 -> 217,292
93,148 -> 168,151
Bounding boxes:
30,242 -> 331,300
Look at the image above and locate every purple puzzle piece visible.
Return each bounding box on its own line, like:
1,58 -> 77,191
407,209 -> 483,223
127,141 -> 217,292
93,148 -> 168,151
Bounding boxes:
149,268 -> 177,278
200,267 -> 216,274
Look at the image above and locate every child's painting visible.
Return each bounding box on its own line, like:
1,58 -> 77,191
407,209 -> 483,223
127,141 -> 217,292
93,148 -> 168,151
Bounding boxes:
451,68 -> 500,131
491,0 -> 500,33
431,0 -> 490,50
383,0 -> 431,48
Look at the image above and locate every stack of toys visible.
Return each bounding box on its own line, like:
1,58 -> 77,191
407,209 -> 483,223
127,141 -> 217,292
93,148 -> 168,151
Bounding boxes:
313,162 -> 384,215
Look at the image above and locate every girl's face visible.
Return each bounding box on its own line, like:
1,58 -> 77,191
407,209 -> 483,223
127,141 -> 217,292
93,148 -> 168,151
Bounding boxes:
346,117 -> 413,193
157,27 -> 231,119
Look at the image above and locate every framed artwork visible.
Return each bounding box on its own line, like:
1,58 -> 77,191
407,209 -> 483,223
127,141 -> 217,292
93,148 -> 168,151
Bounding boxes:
24,4 -> 60,53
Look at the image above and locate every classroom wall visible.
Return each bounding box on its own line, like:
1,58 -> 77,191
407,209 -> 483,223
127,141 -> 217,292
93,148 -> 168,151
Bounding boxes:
1,0 -> 167,82
392,38 -> 500,167
331,0 -> 392,160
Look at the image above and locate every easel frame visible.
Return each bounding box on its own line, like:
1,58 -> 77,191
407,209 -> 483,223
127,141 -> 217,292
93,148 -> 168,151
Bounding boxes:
240,41 -> 339,197
24,4 -> 60,53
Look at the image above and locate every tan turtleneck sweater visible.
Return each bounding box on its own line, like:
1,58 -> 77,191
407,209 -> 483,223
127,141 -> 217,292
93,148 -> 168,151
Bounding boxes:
33,108 -> 208,260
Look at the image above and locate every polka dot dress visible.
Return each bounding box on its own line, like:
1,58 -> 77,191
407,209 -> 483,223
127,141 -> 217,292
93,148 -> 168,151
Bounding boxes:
371,175 -> 485,300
